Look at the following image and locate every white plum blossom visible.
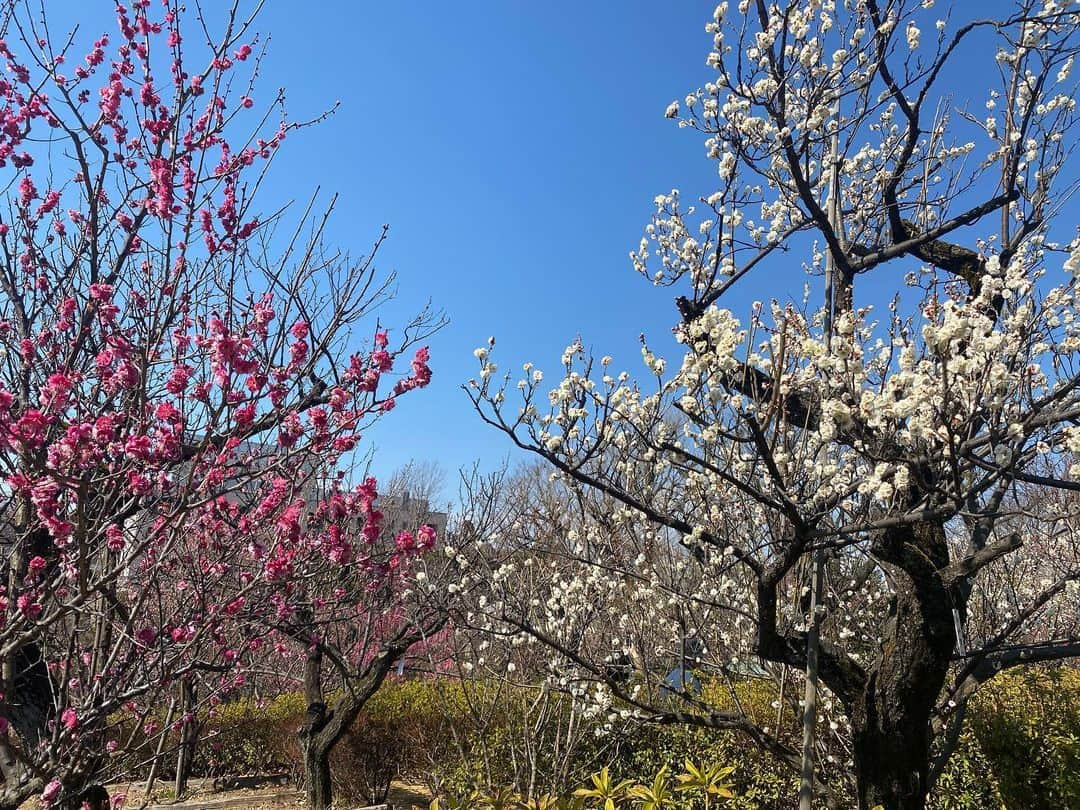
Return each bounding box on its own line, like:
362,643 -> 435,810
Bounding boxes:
466,2 -> 1080,806
907,21 -> 921,50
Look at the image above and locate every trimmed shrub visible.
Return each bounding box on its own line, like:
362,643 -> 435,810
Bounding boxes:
106,666 -> 1078,808
965,667 -> 1080,809
929,728 -> 1004,810
329,679 -> 467,804
197,692 -> 306,777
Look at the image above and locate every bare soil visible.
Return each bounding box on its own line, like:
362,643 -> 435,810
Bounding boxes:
21,779 -> 430,810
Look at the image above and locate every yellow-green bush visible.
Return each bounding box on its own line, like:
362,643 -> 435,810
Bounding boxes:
929,728 -> 1004,810
115,666 -> 1078,809
614,727 -> 792,810
434,762 -> 744,810
428,680 -> 626,799
607,677 -> 1009,809
197,691 -> 307,777
965,667 -> 1080,809
507,672 -> 1073,809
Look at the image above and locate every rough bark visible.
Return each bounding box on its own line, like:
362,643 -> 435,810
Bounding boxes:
7,642 -> 52,751
299,647 -> 334,810
3,519 -> 54,759
0,778 -> 41,810
301,736 -> 333,810
850,520 -> 956,810
175,678 -> 199,799
300,730 -> 332,810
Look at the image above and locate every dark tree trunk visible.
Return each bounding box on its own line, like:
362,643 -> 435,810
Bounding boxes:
175,678 -> 199,798
3,524 -> 58,783
71,784 -> 110,810
299,645 -> 334,810
5,641 -> 52,752
301,734 -> 333,810
851,520 -> 957,810
289,617 -> 439,809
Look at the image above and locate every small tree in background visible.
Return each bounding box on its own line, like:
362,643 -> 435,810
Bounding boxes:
222,470 -> 454,810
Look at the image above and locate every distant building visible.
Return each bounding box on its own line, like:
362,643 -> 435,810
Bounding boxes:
378,490 -> 448,540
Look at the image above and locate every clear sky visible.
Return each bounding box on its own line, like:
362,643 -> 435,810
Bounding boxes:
250,1 -> 739,494
46,0 -> 1046,501
225,0 -> 1051,498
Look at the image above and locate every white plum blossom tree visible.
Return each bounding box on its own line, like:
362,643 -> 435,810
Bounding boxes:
469,2 -> 1080,808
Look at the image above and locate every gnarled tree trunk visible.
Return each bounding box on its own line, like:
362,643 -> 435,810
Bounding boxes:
300,730 -> 334,810
850,520 -> 957,810
294,633 -> 424,810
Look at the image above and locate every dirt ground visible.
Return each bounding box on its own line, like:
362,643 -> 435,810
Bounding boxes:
21,779 -> 430,810
141,781 -> 428,809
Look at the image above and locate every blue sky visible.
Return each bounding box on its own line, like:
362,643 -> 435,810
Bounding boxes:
239,0 -> 1050,498
250,1 -> 735,493
46,0 -> 1048,501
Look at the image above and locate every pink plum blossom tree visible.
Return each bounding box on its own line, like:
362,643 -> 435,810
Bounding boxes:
184,467 -> 455,810
0,1 -> 442,807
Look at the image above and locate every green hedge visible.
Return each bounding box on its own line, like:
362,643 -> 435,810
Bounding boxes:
118,667 -> 1079,809
604,680 -> 800,810
421,669 -> 1076,809
965,667 -> 1080,809
198,691 -> 307,777
194,685 -> 454,804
